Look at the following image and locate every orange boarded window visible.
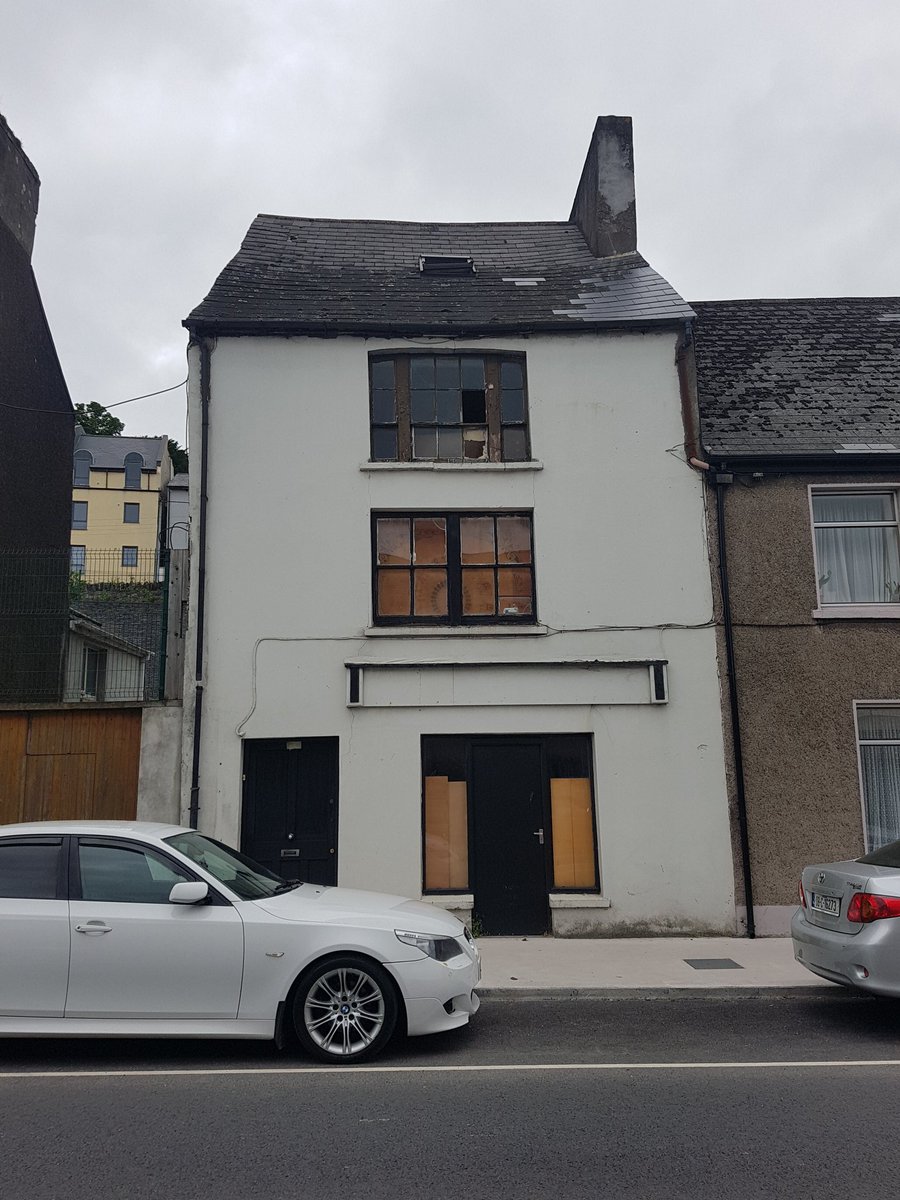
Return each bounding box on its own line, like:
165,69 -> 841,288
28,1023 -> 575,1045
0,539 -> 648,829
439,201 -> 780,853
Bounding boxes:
424,775 -> 469,890
550,778 -> 596,889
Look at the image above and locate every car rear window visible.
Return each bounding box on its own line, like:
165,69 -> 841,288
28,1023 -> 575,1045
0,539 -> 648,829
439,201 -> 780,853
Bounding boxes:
0,841 -> 61,899
859,839 -> 900,868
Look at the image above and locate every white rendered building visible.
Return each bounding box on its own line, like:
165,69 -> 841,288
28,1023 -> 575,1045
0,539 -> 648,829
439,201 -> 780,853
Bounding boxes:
181,117 -> 734,936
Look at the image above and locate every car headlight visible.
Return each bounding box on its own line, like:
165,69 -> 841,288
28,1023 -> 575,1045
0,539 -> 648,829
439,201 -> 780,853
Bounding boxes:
395,929 -> 462,962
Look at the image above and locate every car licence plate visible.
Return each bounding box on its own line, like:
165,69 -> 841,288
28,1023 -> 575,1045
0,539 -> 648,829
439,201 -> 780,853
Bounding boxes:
811,892 -> 840,916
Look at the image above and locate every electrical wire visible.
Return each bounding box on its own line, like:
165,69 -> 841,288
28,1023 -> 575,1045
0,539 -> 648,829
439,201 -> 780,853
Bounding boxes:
0,379 -> 187,417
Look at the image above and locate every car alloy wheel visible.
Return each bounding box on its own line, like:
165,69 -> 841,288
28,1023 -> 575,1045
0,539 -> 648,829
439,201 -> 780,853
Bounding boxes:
293,954 -> 398,1063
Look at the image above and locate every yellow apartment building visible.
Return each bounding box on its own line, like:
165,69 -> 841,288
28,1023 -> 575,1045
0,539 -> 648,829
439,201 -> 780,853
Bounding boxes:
71,429 -> 172,581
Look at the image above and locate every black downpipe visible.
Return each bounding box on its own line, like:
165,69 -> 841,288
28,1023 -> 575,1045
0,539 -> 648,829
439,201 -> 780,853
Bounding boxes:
188,338 -> 211,830
715,475 -> 756,937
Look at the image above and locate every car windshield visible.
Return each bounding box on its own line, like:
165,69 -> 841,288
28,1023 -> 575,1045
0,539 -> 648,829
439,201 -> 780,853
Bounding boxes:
164,832 -> 301,900
858,839 -> 900,868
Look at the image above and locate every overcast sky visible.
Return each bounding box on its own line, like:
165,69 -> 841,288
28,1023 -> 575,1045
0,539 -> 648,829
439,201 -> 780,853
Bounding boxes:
2,0 -> 899,441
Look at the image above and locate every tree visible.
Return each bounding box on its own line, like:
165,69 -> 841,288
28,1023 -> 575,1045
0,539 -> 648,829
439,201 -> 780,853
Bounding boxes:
74,401 -> 124,436
167,440 -> 189,474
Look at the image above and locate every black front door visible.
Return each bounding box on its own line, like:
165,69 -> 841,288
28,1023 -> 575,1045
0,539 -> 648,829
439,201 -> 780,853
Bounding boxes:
241,737 -> 338,885
471,740 -> 548,935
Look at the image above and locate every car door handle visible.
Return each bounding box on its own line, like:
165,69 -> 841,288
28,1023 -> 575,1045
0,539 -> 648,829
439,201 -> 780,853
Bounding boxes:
75,922 -> 112,935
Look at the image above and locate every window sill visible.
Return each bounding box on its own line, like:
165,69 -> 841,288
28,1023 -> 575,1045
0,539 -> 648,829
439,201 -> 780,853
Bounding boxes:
360,461 -> 543,473
813,605 -> 900,620
422,894 -> 474,911
365,624 -> 549,638
549,894 -> 610,909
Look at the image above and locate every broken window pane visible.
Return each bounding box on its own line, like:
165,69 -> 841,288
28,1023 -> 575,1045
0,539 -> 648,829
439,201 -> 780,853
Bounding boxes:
414,569 -> 448,617
462,568 -> 496,615
460,517 -> 495,564
412,427 -> 437,459
376,519 -> 410,565
502,428 -> 528,461
377,570 -> 411,616
497,517 -> 532,563
414,518 -> 447,565
462,390 -> 486,422
371,428 -> 398,461
463,427 -> 487,460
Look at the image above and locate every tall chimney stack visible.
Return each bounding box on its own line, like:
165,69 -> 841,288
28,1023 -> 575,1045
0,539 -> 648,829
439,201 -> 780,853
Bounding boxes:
569,115 -> 637,258
0,114 -> 40,259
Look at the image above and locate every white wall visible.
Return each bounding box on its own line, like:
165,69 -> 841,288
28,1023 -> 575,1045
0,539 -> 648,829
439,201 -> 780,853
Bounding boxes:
184,330 -> 735,933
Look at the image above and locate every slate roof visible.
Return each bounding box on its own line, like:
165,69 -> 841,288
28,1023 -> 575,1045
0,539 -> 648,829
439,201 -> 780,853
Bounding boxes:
73,432 -> 167,470
693,298 -> 900,460
185,216 -> 692,334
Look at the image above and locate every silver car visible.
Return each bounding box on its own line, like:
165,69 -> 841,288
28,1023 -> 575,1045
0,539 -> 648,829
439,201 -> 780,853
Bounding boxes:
792,839 -> 900,996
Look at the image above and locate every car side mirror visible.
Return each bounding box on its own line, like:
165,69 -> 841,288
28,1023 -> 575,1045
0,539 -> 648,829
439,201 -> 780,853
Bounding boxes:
169,881 -> 209,904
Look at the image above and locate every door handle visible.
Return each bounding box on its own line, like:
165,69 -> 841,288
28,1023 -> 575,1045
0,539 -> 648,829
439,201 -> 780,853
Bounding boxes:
533,828 -> 544,845
75,922 -> 112,935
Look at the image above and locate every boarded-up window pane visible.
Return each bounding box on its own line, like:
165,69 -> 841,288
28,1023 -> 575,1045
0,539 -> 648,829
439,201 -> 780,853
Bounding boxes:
498,567 -> 533,615
462,568 -> 495,615
497,516 -> 532,563
550,778 -> 596,888
460,517 -> 495,564
377,570 -> 410,616
414,569 -> 448,617
424,775 -> 469,890
377,519 -> 410,565
413,518 -> 447,565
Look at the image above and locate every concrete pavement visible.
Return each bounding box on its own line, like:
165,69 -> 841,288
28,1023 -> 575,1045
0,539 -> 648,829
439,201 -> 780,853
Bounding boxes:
475,934 -> 836,997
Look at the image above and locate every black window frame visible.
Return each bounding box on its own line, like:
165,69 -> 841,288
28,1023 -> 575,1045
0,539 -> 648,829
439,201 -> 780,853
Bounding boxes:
369,351 -> 531,465
70,545 -> 86,574
371,510 -> 536,627
71,500 -> 88,530
123,502 -> 140,524
121,545 -> 138,568
0,836 -> 67,900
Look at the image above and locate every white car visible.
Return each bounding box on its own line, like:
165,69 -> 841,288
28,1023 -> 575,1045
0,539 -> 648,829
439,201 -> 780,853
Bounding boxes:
0,821 -> 480,1062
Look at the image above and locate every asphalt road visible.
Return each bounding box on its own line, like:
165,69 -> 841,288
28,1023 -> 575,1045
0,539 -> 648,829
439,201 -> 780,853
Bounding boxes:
3,994 -> 900,1200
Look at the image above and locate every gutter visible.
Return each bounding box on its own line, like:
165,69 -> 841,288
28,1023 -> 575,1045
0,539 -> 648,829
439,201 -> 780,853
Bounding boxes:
182,315 -> 691,340
714,471 -> 756,938
188,338 -> 211,829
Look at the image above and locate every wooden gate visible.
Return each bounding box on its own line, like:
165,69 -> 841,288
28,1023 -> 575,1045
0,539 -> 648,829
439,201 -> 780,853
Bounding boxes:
0,709 -> 142,824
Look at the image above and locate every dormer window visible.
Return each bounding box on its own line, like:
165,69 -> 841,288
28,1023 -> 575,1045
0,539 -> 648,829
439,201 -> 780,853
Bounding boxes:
124,452 -> 143,490
73,450 -> 92,487
369,353 -> 530,464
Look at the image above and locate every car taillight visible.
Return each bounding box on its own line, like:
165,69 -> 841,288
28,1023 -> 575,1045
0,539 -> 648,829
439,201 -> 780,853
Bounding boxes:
847,892 -> 900,923
798,879 -> 807,908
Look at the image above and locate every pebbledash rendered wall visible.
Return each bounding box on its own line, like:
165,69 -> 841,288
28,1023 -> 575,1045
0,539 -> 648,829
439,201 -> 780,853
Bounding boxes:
712,472 -> 900,935
182,330 -> 736,935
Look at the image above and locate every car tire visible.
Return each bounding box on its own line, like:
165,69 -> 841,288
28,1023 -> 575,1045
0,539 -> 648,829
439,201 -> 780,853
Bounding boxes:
292,954 -> 399,1064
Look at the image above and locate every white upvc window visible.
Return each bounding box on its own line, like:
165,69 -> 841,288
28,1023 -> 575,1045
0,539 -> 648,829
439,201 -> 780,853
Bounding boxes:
811,487 -> 900,616
855,704 -> 900,851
